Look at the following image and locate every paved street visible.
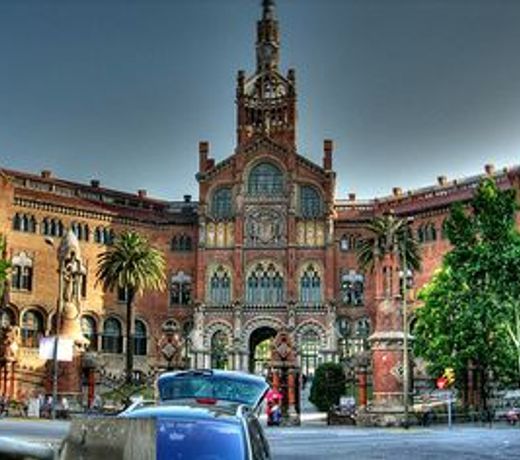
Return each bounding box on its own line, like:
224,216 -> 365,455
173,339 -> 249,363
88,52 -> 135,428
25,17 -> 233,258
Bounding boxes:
266,425 -> 520,460
2,418 -> 520,459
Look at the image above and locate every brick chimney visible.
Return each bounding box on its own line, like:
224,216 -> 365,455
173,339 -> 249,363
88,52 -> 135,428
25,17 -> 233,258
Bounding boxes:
90,179 -> 100,188
392,187 -> 402,197
40,170 -> 52,179
437,175 -> 447,186
323,139 -> 333,170
199,141 -> 210,173
137,189 -> 147,198
484,164 -> 495,176
348,193 -> 356,202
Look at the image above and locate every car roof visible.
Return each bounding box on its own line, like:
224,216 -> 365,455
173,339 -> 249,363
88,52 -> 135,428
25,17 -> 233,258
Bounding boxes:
121,403 -> 242,424
157,369 -> 266,386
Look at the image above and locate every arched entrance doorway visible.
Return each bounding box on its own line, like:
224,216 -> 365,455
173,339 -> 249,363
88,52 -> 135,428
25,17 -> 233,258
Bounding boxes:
249,326 -> 277,375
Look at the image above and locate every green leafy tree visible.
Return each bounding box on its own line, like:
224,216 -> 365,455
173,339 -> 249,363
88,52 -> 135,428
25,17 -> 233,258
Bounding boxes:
0,235 -> 10,303
356,213 -> 421,273
309,362 -> 347,411
414,178 -> 520,409
97,231 -> 166,383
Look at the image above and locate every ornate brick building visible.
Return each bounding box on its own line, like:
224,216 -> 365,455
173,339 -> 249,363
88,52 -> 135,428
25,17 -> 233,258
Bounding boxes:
1,0 -> 519,401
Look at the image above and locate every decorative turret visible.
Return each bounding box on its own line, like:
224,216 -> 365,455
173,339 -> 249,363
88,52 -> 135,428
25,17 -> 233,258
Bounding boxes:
236,0 -> 297,149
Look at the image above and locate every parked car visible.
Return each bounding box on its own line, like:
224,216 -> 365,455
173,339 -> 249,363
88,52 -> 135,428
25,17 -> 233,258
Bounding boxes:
120,369 -> 271,460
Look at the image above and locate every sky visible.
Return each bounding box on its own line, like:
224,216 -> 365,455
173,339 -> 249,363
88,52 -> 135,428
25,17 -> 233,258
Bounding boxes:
1,0 -> 519,201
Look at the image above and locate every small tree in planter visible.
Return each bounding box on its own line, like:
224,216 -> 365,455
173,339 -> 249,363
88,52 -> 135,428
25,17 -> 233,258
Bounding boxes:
309,363 -> 347,412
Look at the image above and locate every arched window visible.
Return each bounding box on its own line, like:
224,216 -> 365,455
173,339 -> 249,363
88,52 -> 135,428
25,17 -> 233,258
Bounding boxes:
441,219 -> 449,240
104,228 -> 115,245
339,234 -> 360,252
13,214 -> 36,233
21,310 -> 44,348
427,223 -> 437,241
170,271 -> 192,306
46,219 -> 64,237
356,317 -> 371,337
419,223 -> 437,243
94,227 -> 103,244
41,218 -> 50,236
13,213 -> 22,231
209,266 -> 231,305
246,263 -> 284,305
336,317 -> 350,360
300,186 -> 322,218
134,320 -> 147,356
212,187 -> 233,220
72,222 -> 89,241
171,234 -> 192,251
210,330 -> 229,370
81,316 -> 98,352
180,235 -> 192,251
341,270 -> 364,306
417,226 -> 425,243
11,252 -> 33,292
102,318 -> 123,353
248,162 -> 284,196
299,264 -> 322,304
300,330 -> 320,377
95,227 -> 114,245
0,308 -> 16,328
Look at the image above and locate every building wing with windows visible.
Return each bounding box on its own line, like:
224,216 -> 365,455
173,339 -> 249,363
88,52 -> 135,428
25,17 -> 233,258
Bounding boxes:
0,1 -> 519,399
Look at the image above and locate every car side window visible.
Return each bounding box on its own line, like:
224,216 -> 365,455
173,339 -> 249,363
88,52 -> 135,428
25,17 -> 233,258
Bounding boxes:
247,417 -> 270,460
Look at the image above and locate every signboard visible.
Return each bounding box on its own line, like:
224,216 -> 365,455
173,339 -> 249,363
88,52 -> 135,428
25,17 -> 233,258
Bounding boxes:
39,336 -> 74,362
431,389 -> 455,401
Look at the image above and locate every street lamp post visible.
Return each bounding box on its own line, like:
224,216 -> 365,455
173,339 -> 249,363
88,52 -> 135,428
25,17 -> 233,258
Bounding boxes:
400,220 -> 413,428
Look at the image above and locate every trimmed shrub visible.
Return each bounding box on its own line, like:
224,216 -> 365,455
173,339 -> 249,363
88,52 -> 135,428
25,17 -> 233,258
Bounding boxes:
309,362 -> 347,412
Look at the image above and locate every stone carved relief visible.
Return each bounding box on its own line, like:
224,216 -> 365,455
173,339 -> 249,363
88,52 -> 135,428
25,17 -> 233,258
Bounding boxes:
0,325 -> 20,362
245,207 -> 286,247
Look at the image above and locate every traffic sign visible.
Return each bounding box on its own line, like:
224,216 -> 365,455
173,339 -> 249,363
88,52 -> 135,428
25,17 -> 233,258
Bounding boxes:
436,376 -> 448,389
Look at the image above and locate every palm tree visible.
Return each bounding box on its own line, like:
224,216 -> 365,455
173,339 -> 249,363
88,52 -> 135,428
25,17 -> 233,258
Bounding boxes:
97,231 -> 166,383
356,213 -> 422,273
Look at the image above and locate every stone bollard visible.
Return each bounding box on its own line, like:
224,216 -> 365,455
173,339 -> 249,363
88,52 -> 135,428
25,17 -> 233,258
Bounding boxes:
60,417 -> 155,460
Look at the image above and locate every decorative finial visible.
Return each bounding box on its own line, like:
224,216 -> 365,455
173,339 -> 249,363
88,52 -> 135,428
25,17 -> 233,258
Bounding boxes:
262,0 -> 276,20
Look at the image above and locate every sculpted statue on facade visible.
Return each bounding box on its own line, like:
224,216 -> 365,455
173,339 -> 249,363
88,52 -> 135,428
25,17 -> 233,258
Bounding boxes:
0,325 -> 20,362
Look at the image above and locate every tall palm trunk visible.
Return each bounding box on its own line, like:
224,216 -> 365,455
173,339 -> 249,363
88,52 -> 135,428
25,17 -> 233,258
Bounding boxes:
126,288 -> 135,384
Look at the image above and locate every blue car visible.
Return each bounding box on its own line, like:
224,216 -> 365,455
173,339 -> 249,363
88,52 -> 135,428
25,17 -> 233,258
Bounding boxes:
121,369 -> 272,460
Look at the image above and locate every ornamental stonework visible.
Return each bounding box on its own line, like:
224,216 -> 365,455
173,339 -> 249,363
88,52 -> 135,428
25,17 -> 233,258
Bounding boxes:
245,207 -> 286,247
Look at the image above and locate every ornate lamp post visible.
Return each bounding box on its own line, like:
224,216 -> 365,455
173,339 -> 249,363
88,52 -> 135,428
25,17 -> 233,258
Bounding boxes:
399,221 -> 414,428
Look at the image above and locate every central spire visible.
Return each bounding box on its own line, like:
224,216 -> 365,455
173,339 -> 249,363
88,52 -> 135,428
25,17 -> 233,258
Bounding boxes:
257,0 -> 279,72
262,0 -> 276,20
235,0 -> 297,149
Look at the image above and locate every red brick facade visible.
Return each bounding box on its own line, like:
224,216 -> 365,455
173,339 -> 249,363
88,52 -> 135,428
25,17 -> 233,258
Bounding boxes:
0,0 -> 519,400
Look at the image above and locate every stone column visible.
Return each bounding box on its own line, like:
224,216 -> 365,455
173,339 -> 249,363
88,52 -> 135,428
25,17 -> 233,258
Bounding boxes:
272,370 -> 280,391
357,366 -> 368,407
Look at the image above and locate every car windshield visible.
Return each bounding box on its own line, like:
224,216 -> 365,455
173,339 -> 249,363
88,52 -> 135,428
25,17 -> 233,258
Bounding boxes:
158,374 -> 266,407
156,418 -> 245,460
